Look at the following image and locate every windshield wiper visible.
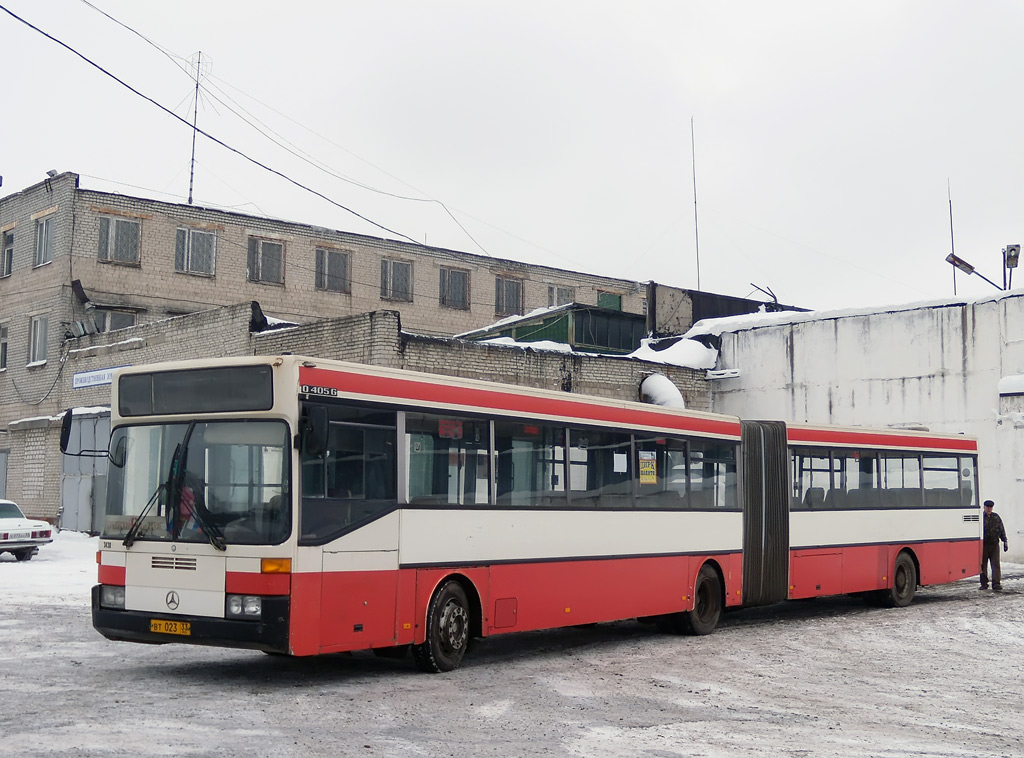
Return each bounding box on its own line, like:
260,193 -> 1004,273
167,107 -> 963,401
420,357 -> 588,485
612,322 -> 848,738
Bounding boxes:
122,482 -> 166,549
166,422 -> 226,551
187,494 -> 227,551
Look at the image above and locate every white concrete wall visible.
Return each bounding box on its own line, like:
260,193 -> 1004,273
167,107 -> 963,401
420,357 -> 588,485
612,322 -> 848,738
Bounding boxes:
708,294 -> 1024,561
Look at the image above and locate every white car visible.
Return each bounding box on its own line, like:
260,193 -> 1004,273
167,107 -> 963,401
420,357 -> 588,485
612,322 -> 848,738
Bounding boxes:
0,499 -> 54,561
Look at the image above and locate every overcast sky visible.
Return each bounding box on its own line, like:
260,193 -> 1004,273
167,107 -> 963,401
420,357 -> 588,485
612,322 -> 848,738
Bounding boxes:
3,1 -> 1023,310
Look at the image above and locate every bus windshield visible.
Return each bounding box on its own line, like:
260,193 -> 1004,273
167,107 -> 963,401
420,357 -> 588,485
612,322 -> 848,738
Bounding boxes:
104,420 -> 290,545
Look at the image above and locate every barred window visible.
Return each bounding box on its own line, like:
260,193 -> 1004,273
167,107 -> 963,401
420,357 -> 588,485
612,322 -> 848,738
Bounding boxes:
381,259 -> 412,301
248,237 -> 284,284
548,285 -> 573,307
175,228 -> 216,276
440,267 -> 469,309
2,230 -> 12,277
495,275 -> 523,315
315,248 -> 350,293
35,215 -> 54,266
98,217 -> 140,264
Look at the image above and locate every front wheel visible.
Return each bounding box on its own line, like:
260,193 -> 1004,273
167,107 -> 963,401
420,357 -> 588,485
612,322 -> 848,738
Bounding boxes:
412,580 -> 471,673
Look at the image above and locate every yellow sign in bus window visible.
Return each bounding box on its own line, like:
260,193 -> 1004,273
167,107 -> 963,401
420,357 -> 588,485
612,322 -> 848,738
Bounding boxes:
639,451 -> 657,484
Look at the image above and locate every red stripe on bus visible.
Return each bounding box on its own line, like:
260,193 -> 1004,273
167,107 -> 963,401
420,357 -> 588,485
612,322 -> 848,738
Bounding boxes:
299,366 -> 742,438
225,571 -> 290,596
787,427 -> 977,452
98,564 -> 125,586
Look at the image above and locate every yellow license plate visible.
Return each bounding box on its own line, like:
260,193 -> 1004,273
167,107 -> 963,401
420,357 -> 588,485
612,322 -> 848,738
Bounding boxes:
150,619 -> 191,636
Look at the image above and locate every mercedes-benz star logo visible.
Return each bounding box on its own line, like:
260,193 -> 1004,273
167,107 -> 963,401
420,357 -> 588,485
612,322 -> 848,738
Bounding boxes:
165,591 -> 180,610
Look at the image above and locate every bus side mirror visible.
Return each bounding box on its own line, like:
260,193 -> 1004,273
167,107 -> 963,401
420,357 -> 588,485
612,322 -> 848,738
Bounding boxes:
59,411 -> 73,454
300,406 -> 329,456
110,436 -> 127,468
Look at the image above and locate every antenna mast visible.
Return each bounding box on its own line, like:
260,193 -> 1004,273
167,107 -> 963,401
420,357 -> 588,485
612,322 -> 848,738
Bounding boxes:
948,179 -> 956,296
691,117 -> 701,291
187,51 -> 211,205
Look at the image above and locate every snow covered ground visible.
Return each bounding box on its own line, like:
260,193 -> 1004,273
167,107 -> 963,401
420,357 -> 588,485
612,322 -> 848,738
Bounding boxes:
1,532 -> 1022,757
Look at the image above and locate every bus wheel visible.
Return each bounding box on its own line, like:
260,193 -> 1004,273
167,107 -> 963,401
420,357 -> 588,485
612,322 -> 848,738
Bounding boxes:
684,565 -> 722,635
413,580 -> 471,673
881,552 -> 917,608
658,565 -> 723,636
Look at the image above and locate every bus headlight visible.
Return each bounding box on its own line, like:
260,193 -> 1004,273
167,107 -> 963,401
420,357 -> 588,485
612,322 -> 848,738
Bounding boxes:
226,594 -> 262,619
100,585 -> 126,610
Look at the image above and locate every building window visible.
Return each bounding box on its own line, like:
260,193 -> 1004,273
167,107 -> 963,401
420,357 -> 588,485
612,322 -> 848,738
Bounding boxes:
315,248 -> 350,293
548,285 -> 573,307
28,315 -> 48,364
0,450 -> 7,499
95,309 -> 136,333
247,237 -> 284,284
495,275 -> 523,315
440,267 -> 470,309
597,291 -> 622,310
98,217 -> 141,264
1,230 -> 12,278
34,215 -> 54,266
0,324 -> 7,370
381,259 -> 413,301
175,228 -> 216,276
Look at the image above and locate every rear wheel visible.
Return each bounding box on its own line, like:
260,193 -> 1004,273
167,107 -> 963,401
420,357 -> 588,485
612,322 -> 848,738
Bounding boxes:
412,580 -> 471,673
14,549 -> 34,562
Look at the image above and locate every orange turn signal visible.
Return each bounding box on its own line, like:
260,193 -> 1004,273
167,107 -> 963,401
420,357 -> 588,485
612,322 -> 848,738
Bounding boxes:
261,558 -> 292,574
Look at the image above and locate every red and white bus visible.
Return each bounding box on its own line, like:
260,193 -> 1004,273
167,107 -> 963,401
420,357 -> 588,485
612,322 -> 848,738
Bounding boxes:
66,355 -> 981,672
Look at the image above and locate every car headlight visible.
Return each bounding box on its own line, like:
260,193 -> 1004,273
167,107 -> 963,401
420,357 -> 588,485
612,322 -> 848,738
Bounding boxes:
100,585 -> 126,610
226,594 -> 262,619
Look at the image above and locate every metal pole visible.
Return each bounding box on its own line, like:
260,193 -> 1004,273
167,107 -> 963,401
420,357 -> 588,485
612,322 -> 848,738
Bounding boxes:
187,51 -> 201,205
691,118 -> 700,291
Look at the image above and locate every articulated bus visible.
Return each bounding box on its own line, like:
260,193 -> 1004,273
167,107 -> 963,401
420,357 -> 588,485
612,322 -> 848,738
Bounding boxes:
66,355 -> 981,672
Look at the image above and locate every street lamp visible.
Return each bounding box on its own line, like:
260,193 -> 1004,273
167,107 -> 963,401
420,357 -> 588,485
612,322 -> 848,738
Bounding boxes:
1004,244 -> 1020,289
944,252 -> 1006,292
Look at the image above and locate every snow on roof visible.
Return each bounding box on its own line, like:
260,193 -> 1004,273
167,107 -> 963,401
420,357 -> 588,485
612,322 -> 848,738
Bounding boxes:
456,304 -> 574,339
684,290 -> 1024,339
627,337 -> 718,370
480,336 -> 574,353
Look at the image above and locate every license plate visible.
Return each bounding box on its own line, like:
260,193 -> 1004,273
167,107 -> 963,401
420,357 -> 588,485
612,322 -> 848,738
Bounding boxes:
9,531 -> 29,540
150,619 -> 191,636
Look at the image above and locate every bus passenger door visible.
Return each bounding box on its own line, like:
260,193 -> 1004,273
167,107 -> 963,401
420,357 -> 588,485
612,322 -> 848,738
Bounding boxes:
740,421 -> 790,606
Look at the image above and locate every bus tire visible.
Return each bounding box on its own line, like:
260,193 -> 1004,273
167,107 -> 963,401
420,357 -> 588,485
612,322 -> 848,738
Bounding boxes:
412,580 -> 471,673
682,564 -> 723,635
657,565 -> 723,636
880,552 -> 917,608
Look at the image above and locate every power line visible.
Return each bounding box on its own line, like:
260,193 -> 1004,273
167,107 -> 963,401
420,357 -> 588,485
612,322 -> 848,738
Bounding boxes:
76,0 -> 492,257
0,2 -> 419,245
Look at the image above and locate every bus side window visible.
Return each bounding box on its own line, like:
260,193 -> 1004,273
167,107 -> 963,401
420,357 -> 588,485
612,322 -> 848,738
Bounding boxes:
635,436 -> 687,509
568,429 -> 633,508
494,420 -> 566,508
406,413 -> 490,506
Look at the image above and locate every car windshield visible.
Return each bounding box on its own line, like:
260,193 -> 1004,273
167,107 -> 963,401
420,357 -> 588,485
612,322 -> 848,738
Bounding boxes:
0,502 -> 25,519
104,420 -> 290,545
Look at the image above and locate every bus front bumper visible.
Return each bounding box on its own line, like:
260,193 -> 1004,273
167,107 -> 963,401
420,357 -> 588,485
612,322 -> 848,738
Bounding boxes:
91,585 -> 290,654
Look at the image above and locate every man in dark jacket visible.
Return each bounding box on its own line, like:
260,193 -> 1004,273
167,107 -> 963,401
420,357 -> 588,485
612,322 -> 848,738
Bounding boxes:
981,500 -> 1009,591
